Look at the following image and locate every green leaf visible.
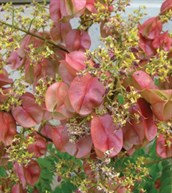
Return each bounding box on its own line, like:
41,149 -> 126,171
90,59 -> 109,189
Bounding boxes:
148,140 -> 159,158
154,77 -> 159,86
161,177 -> 172,187
117,93 -> 125,105
162,162 -> 172,172
53,180 -> 76,193
149,164 -> 162,181
0,166 -> 6,177
159,160 -> 172,193
36,156 -> 57,192
149,188 -> 159,193
160,185 -> 172,193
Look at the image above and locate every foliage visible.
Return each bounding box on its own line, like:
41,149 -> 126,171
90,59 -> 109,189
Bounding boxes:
0,0 -> 171,192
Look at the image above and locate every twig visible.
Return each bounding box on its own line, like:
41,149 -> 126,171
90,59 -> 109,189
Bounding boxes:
0,20 -> 69,53
36,131 -> 52,142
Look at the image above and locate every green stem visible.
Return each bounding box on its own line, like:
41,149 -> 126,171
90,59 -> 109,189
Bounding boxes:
27,17 -> 35,32
144,157 -> 172,166
0,20 -> 69,53
12,7 -> 14,27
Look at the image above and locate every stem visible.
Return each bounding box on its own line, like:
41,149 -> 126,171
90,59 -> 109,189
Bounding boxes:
27,17 -> 35,32
12,7 -> 14,27
36,131 -> 52,142
0,20 -> 69,53
144,157 -> 172,166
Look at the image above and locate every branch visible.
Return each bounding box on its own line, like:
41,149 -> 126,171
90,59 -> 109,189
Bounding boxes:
0,20 -> 69,53
36,131 -> 53,142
